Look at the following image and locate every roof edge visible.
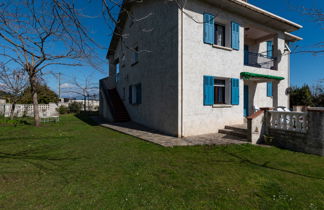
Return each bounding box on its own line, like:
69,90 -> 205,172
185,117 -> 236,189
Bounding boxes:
228,0 -> 303,30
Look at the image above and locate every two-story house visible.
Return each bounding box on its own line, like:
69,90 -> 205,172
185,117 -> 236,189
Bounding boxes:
99,0 -> 302,138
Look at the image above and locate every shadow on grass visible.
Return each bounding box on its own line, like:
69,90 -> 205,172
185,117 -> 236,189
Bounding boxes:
0,144 -> 84,185
75,111 -> 99,126
221,147 -> 324,181
0,136 -> 73,142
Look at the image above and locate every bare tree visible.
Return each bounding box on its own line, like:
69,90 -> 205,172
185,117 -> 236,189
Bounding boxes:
0,65 -> 28,119
0,0 -> 94,126
292,6 -> 324,55
62,76 -> 98,112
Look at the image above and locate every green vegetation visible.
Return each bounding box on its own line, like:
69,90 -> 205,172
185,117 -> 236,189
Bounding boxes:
290,83 -> 324,107
57,102 -> 82,115
0,116 -> 32,126
18,84 -> 59,104
0,115 -> 323,209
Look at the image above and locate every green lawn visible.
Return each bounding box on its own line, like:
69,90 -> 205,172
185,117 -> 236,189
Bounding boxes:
0,114 -> 323,209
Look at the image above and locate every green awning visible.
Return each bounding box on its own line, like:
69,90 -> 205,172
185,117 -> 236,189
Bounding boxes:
240,72 -> 285,80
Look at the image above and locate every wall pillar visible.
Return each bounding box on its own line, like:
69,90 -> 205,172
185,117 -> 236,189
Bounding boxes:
273,34 -> 279,70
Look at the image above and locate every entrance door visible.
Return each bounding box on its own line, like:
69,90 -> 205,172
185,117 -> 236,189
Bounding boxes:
244,85 -> 249,117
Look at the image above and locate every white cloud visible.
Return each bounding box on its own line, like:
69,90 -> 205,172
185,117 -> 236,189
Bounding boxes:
60,83 -> 75,89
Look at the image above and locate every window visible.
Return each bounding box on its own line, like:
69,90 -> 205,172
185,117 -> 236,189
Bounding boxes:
214,24 -> 225,47
132,46 -> 139,65
115,60 -> 120,82
129,83 -> 142,105
214,79 -> 226,104
204,76 -> 239,106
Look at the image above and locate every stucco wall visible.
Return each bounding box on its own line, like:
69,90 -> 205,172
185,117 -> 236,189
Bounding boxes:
108,0 -> 180,136
180,0 -> 290,136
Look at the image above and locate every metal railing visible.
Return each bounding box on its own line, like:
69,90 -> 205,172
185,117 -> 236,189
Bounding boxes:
244,51 -> 276,70
268,111 -> 308,133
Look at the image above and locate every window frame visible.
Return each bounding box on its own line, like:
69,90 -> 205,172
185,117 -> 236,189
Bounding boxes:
214,79 -> 226,104
131,46 -> 139,66
115,59 -> 120,82
129,83 -> 142,105
214,24 -> 226,47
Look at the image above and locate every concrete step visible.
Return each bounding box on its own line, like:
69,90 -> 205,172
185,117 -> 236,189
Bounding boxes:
218,128 -> 247,139
224,124 -> 247,133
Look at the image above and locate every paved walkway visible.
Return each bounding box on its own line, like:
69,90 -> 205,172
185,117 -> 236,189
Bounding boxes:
91,116 -> 249,147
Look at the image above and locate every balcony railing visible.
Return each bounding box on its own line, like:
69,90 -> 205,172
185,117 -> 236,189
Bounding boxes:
244,51 -> 276,70
268,111 -> 308,133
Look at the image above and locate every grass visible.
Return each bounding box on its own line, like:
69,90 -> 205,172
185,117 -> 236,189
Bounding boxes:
0,114 -> 323,209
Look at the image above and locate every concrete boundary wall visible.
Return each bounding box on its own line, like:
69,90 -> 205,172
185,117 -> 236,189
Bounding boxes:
267,109 -> 324,156
0,103 -> 58,118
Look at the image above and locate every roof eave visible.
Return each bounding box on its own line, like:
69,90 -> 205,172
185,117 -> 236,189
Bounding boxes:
228,0 -> 303,31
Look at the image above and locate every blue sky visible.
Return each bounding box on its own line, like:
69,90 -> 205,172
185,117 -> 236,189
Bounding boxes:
249,0 -> 324,86
3,0 -> 322,97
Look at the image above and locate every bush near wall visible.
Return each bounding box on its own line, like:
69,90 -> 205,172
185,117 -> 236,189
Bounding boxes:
68,102 -> 82,113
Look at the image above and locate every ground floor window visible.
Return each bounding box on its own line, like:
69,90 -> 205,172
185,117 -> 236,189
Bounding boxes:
129,83 -> 142,105
204,76 -> 237,106
214,79 -> 226,104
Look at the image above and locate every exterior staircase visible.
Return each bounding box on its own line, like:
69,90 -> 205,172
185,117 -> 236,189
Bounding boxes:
107,89 -> 130,122
100,80 -> 130,122
218,124 -> 248,140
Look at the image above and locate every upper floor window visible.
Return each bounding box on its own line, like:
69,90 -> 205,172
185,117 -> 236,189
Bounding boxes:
132,46 -> 139,66
214,24 -> 225,47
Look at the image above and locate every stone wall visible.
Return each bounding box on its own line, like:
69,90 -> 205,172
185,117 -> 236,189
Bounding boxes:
268,110 -> 324,156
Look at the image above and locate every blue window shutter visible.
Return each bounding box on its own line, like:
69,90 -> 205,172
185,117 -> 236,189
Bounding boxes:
267,82 -> 273,97
203,14 -> 214,44
129,85 -> 132,104
267,41 -> 273,58
231,78 -> 239,105
231,22 -> 240,50
203,76 -> 214,106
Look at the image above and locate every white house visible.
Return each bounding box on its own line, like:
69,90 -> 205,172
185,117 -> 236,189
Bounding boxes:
99,0 -> 302,137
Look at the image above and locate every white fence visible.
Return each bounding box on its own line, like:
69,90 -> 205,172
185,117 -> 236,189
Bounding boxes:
0,103 -> 59,118
268,111 -> 308,133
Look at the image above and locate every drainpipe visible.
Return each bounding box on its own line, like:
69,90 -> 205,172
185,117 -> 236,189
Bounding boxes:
180,4 -> 184,137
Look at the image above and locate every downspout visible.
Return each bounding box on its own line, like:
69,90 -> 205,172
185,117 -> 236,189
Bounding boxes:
180,5 -> 184,137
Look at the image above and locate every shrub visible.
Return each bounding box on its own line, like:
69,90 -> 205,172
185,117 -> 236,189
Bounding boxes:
68,102 -> 82,113
0,116 -> 31,126
57,105 -> 69,115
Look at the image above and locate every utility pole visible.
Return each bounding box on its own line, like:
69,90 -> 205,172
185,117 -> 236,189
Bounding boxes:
58,72 -> 61,99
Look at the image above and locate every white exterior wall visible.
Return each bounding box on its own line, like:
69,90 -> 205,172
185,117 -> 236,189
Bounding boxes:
180,0 -> 290,136
102,0 -> 293,137
108,0 -> 180,136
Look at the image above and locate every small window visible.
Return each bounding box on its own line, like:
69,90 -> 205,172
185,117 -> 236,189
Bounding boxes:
122,88 -> 126,100
214,24 -> 225,47
115,60 -> 120,82
129,83 -> 142,105
214,79 -> 226,104
132,46 -> 139,65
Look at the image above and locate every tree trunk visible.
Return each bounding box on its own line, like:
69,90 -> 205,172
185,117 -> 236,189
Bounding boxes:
29,73 -> 40,126
10,102 -> 16,120
83,95 -> 86,112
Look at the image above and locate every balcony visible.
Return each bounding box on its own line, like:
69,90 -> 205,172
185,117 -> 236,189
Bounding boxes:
244,51 -> 276,70
244,25 -> 278,70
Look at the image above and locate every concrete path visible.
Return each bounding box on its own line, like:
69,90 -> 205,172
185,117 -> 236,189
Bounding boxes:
91,116 -> 249,147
